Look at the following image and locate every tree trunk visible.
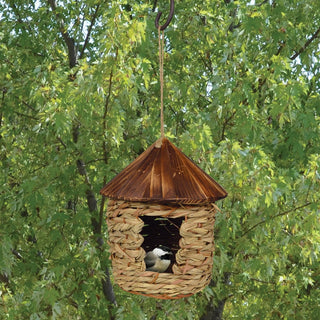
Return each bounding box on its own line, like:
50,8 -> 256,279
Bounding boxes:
200,298 -> 227,320
48,0 -> 117,307
200,275 -> 230,320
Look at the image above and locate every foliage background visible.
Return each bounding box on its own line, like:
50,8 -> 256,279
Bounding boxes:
0,0 -> 320,319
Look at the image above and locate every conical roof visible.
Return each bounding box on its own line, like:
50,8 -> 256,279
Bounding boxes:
100,137 -> 227,204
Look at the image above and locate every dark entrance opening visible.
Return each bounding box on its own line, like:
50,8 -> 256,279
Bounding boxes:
140,215 -> 184,273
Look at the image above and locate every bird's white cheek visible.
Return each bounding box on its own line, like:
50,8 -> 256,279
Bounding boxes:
156,259 -> 170,272
147,259 -> 170,273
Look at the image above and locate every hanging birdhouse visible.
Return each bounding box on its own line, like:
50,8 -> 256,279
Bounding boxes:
100,0 -> 227,299
100,137 -> 227,299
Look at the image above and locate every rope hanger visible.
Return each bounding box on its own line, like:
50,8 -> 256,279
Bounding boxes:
158,27 -> 165,138
154,0 -> 174,139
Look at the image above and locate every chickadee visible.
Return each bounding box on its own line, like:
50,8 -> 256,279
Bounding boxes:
144,246 -> 173,273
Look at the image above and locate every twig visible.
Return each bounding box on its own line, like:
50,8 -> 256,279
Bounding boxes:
290,26 -> 320,60
21,99 -> 36,112
256,0 -> 268,7
249,277 -> 276,285
57,136 -> 67,149
99,49 -> 116,241
102,68 -> 115,164
0,88 -> 6,128
231,272 -> 276,285
99,50 -> 118,309
220,110 -> 236,142
79,4 -> 100,59
13,111 -> 38,120
241,202 -> 312,237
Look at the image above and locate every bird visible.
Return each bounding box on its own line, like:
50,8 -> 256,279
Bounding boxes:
144,246 -> 173,273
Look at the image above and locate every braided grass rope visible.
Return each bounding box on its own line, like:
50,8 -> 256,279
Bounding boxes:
106,200 -> 218,299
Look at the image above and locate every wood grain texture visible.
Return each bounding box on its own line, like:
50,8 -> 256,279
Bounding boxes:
100,137 -> 228,204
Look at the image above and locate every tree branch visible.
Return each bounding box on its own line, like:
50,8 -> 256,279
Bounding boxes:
241,202 -> 312,237
47,0 -> 78,67
75,154 -> 117,307
13,111 -> 38,120
99,50 -> 116,228
0,88 -> 6,128
219,110 -> 236,142
256,0 -> 268,7
70,62 -> 117,308
48,0 -> 116,307
102,266 -> 117,307
79,4 -> 100,59
249,277 -> 276,285
290,26 -> 320,60
8,2 -> 33,33
200,274 -> 230,320
102,71 -> 114,163
200,297 -> 227,320
100,45 -> 119,222
21,99 -> 36,112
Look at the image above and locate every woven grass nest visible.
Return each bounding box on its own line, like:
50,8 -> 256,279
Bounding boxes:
101,137 -> 227,299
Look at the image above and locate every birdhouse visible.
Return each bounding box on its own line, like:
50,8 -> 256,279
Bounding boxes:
100,137 -> 227,299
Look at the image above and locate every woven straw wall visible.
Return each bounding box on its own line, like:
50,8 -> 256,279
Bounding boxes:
106,200 -> 218,299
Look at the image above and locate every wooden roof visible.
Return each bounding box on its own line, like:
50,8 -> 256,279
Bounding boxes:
100,137 -> 227,204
